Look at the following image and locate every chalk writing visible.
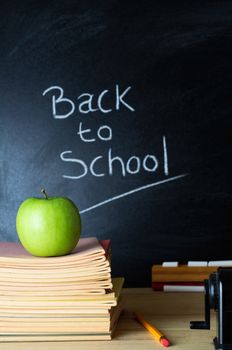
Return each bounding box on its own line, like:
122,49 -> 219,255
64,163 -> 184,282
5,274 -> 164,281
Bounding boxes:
60,137 -> 166,179
42,84 -> 135,118
42,83 -> 186,208
77,122 -> 112,142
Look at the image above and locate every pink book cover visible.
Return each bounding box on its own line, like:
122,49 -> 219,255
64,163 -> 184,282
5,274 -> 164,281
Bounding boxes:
0,237 -> 110,263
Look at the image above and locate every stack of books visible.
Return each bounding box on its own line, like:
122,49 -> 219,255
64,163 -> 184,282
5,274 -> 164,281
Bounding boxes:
0,237 -> 124,341
152,263 -> 217,292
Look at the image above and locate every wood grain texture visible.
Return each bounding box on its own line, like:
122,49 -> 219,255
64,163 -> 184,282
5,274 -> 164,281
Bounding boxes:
152,265 -> 218,282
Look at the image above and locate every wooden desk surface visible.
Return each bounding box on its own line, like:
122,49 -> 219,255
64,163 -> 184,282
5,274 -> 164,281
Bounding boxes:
0,288 -> 216,350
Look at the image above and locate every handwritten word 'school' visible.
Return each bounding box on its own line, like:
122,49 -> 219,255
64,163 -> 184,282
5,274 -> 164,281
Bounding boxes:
42,85 -> 135,118
60,136 -> 169,180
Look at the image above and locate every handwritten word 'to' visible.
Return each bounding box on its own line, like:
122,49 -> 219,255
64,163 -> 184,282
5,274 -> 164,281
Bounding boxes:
77,122 -> 112,142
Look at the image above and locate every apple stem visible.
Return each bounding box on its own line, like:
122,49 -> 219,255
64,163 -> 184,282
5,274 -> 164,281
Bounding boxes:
41,188 -> 48,199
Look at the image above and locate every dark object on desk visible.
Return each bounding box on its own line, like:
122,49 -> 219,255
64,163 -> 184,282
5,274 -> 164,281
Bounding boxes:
190,268 -> 232,350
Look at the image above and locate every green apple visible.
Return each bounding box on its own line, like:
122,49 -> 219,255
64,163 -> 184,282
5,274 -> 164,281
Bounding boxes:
16,189 -> 81,257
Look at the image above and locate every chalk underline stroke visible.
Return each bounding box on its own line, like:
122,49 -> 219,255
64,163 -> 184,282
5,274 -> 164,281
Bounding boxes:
80,173 -> 189,214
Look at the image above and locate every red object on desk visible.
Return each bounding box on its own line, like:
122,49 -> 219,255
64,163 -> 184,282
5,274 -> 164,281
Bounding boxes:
152,282 -> 204,291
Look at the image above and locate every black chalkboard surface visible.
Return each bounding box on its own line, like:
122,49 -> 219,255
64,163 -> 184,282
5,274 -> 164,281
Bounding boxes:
1,0 -> 232,286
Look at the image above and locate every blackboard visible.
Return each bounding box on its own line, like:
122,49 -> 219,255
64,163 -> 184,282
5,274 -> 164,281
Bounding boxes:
1,0 -> 232,286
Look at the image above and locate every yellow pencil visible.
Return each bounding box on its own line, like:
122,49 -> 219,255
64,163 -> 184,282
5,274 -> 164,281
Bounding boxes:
134,312 -> 170,347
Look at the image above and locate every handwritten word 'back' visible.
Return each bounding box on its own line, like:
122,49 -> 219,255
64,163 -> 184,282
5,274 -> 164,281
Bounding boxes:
42,85 -> 135,118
